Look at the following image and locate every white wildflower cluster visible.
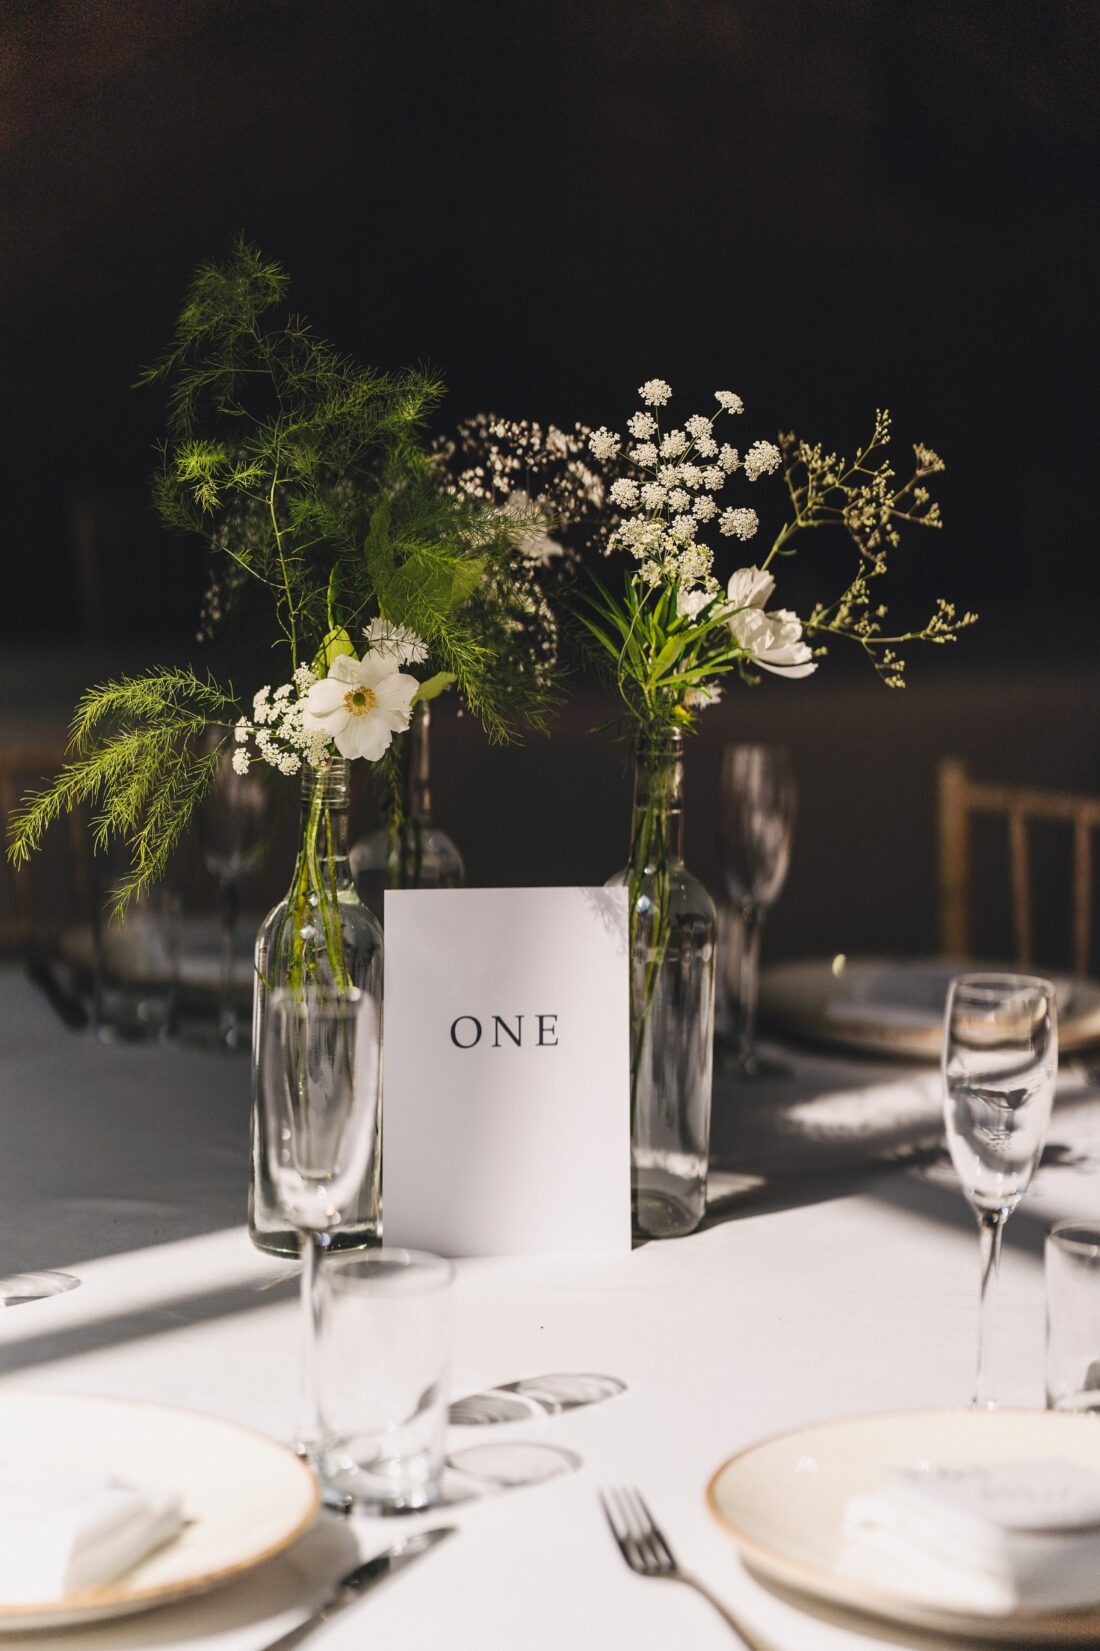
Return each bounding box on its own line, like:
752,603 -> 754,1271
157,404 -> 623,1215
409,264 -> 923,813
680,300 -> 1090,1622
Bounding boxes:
433,413 -> 605,561
587,381 -> 781,592
232,664 -> 328,776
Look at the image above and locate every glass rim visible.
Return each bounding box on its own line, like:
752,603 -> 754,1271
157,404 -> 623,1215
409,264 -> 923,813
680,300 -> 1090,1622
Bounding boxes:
326,1248 -> 455,1292
947,971 -> 1055,1000
1047,1220 -> 1100,1259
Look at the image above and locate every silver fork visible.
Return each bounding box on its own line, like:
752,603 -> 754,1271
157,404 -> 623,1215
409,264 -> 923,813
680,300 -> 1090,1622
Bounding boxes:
599,1485 -> 765,1648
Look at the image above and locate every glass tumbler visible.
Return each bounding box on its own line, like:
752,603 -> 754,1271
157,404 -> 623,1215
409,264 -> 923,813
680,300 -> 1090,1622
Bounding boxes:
1046,1221 -> 1100,1411
321,1249 -> 454,1512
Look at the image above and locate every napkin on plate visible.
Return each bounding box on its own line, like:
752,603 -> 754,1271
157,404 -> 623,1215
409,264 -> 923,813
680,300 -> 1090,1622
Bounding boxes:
0,1461 -> 183,1603
837,1460 -> 1100,1613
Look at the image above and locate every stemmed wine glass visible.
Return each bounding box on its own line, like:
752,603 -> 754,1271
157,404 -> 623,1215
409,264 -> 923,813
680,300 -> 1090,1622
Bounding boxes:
197,746 -> 268,1049
718,744 -> 797,1075
261,986 -> 381,1459
942,973 -> 1057,1409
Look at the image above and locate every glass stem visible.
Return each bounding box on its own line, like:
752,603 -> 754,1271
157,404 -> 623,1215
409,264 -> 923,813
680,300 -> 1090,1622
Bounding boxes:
297,1229 -> 328,1457
219,877 -> 240,1045
737,904 -> 764,1067
974,1209 -> 1005,1409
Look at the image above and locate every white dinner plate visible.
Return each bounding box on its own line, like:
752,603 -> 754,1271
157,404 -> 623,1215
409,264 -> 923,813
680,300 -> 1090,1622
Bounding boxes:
0,1393 -> 319,1630
708,1408 -> 1100,1643
759,957 -> 1100,1060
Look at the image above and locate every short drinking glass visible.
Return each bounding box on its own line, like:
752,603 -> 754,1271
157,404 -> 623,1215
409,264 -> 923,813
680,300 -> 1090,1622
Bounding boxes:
322,1250 -> 454,1512
943,973 -> 1057,1409
1046,1221 -> 1100,1412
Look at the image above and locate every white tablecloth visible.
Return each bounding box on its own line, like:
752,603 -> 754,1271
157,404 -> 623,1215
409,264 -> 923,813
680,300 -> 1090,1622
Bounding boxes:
4,971 -> 1100,1651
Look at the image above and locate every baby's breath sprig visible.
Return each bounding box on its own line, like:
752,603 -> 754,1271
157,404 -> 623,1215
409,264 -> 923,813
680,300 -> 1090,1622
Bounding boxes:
770,414 -> 977,685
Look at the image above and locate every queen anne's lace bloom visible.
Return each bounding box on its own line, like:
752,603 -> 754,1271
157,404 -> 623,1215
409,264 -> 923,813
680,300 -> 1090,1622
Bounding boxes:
609,477 -> 640,508
714,391 -> 744,415
588,427 -> 622,461
632,442 -> 658,467
719,507 -> 759,540
638,378 -> 672,406
719,445 -> 740,472
627,411 -> 658,438
744,440 -> 782,481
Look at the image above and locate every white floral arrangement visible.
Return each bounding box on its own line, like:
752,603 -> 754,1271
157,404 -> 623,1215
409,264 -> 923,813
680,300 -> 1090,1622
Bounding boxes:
578,377 -> 973,736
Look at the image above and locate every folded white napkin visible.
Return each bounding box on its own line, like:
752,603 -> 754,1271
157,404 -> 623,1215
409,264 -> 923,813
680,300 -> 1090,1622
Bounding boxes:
838,1460 -> 1100,1613
0,1461 -> 183,1603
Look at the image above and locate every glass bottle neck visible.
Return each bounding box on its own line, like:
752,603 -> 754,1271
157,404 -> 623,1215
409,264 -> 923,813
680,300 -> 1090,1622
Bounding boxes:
299,760 -> 352,888
630,734 -> 686,868
407,702 -> 432,824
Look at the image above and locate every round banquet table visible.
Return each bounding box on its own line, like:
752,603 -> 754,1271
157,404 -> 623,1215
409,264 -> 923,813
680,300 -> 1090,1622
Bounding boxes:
4,968 -> 1100,1651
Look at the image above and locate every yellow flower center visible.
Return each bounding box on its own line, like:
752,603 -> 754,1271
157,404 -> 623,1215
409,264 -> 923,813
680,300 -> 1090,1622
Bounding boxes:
343,687 -> 377,717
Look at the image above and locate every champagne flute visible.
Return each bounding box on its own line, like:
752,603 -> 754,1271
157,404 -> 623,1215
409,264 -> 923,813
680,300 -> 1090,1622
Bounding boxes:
718,744 -> 797,1075
943,973 -> 1057,1409
261,986 -> 381,1459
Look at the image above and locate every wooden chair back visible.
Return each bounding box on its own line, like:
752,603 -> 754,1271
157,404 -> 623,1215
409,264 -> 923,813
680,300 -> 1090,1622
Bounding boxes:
938,758 -> 1100,976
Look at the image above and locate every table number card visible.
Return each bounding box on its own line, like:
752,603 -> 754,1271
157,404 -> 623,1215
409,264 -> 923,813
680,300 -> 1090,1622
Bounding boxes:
382,886 -> 631,1256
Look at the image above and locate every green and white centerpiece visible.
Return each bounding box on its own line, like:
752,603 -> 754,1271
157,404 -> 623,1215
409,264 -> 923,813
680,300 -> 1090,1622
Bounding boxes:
574,380 -> 975,1239
7,241 -> 558,1253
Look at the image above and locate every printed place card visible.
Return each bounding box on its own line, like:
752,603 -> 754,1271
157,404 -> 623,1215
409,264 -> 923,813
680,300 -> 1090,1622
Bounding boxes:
382,886 -> 631,1256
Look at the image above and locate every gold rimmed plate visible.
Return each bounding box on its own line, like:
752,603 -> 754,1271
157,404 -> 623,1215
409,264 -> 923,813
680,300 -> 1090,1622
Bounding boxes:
708,1407 -> 1100,1644
0,1393 -> 318,1630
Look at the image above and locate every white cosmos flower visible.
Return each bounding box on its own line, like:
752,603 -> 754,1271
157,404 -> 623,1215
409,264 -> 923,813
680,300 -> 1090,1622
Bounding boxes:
362,618 -> 429,665
726,566 -> 816,678
726,565 -> 776,610
302,652 -> 419,761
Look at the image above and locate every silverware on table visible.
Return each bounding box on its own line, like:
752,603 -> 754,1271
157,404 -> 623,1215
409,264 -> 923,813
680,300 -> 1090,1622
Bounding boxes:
600,1486 -> 764,1648
258,1526 -> 455,1651
448,1371 -> 626,1425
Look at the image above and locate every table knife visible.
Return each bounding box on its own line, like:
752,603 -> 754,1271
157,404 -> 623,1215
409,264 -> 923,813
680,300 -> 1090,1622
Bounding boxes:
260,1526 -> 455,1651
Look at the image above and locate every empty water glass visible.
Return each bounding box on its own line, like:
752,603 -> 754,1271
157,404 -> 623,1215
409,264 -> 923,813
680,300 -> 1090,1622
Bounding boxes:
321,1250 -> 454,1512
1046,1221 -> 1100,1412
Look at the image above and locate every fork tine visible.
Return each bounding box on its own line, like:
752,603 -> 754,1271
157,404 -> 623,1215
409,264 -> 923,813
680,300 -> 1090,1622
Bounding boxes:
621,1485 -> 663,1571
632,1487 -> 676,1569
598,1487 -> 630,1562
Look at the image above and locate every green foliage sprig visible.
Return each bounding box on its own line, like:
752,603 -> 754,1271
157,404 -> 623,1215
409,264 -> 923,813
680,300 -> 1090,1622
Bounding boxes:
8,670 -> 236,913
7,240 -> 560,909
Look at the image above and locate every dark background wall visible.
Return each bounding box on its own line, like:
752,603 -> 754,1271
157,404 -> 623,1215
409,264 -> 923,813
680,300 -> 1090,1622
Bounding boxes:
1,0 -> 1097,963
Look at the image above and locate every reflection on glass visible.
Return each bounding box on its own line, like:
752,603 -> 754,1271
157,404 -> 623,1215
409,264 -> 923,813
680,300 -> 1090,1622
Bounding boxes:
718,744 -> 797,1074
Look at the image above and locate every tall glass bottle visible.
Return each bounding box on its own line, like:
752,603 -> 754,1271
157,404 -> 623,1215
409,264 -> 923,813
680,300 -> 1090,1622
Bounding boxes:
350,702 -> 464,909
249,757 -> 383,1256
608,731 -> 716,1239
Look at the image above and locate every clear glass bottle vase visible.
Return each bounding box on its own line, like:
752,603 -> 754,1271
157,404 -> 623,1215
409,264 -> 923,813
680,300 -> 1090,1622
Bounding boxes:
350,702 -> 464,911
249,758 -> 383,1256
608,732 -> 716,1239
